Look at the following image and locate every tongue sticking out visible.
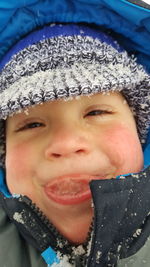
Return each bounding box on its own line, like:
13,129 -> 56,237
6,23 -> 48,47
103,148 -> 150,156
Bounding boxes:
44,178 -> 92,205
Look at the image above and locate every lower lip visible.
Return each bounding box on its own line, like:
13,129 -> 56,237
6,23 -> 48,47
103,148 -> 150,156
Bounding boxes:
45,187 -> 92,205
44,176 -> 102,205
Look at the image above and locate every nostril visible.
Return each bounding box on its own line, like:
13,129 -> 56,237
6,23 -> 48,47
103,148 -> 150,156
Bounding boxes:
76,149 -> 85,153
52,153 -> 61,158
51,149 -> 85,158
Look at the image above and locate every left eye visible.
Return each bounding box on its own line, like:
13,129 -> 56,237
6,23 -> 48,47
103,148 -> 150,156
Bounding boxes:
25,122 -> 44,129
85,110 -> 112,116
17,122 -> 45,131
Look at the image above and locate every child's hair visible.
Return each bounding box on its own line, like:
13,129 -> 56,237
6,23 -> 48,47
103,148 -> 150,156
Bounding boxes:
0,23 -> 150,167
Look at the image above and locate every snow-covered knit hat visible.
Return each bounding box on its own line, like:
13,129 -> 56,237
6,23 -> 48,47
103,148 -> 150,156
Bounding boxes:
0,23 -> 150,167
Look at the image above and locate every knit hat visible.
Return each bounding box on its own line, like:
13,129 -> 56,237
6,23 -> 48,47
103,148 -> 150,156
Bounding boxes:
0,23 -> 150,167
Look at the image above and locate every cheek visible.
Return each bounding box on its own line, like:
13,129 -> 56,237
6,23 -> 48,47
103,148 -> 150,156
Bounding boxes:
6,142 -> 30,174
6,142 -> 34,194
101,124 -> 143,175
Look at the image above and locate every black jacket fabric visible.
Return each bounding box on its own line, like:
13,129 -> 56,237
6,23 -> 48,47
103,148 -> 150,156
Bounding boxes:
88,166 -> 150,266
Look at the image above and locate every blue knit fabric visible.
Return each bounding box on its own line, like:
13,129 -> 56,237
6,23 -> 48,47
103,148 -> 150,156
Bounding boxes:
0,24 -> 123,71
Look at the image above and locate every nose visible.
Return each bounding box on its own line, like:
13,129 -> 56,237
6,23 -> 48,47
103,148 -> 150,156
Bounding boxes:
45,124 -> 91,160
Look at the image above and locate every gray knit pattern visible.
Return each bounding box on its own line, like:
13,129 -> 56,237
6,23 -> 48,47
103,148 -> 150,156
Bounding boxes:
0,34 -> 150,167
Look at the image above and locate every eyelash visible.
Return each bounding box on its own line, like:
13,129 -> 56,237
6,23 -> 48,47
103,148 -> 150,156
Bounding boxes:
16,109 -> 113,131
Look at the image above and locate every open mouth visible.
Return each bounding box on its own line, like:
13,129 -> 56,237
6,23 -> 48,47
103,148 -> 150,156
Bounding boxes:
44,175 -> 105,205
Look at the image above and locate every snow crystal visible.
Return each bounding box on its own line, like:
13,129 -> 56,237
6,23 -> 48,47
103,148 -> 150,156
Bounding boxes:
72,245 -> 85,256
131,174 -> 139,179
96,250 -> 102,263
91,200 -> 94,208
80,30 -> 84,34
50,23 -> 56,27
50,254 -> 74,267
119,175 -> 125,180
23,109 -> 29,115
13,212 -> 25,224
117,245 -> 122,252
133,228 -> 142,237
86,229 -> 94,257
12,193 -> 21,198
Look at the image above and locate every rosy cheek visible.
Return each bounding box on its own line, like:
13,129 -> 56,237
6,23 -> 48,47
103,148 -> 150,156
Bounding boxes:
102,124 -> 143,175
6,142 -> 30,173
6,142 -> 33,193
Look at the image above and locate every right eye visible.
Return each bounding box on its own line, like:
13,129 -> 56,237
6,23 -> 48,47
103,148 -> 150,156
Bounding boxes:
16,122 -> 45,131
85,109 -> 113,117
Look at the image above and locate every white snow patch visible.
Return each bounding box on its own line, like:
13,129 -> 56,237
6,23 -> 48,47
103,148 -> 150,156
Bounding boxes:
96,250 -> 102,263
12,193 -> 21,198
72,245 -> 85,256
13,212 -> 25,224
133,228 -> 142,237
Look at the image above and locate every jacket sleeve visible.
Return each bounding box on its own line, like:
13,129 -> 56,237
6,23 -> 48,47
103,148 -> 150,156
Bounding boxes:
0,202 -> 46,267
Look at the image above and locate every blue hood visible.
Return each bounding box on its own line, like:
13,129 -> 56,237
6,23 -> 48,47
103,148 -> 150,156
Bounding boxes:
0,0 -> 150,189
0,0 -> 150,71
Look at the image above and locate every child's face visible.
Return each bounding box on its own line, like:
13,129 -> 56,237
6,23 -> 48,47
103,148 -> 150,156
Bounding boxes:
6,92 -> 143,243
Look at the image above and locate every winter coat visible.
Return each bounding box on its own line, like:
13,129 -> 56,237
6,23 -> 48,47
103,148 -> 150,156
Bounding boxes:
0,0 -> 150,266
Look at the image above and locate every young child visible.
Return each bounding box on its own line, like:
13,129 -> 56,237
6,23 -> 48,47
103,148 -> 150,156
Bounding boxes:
0,23 -> 150,267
